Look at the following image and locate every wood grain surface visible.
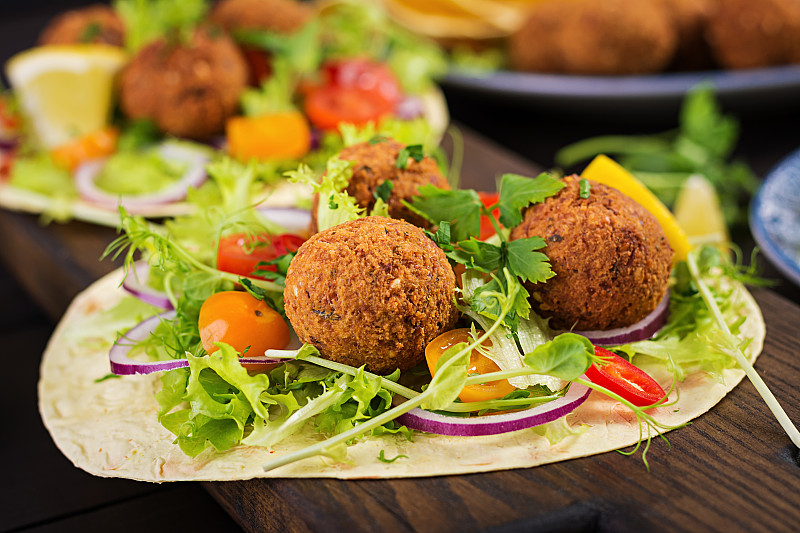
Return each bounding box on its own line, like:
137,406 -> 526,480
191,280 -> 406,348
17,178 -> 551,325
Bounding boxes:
1,126 -> 798,533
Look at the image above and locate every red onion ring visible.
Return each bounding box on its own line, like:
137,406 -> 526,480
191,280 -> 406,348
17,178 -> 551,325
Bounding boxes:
74,142 -> 208,211
257,206 -> 312,234
395,95 -> 425,120
396,383 -> 591,437
566,290 -> 670,346
122,260 -> 174,310
110,310 -> 287,375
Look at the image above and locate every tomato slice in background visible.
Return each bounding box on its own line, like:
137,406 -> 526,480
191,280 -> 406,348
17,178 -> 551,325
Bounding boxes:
584,346 -> 666,407
478,191 -> 500,240
425,328 -> 516,403
304,86 -> 395,131
303,58 -> 403,131
217,233 -> 305,278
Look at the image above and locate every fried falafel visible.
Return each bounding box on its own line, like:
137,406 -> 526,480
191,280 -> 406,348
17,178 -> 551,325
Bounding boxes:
119,27 -> 247,138
311,139 -> 450,232
706,0 -> 800,69
508,0 -> 678,75
284,216 -> 458,374
39,4 -> 125,47
509,175 -> 673,331
210,0 -> 313,35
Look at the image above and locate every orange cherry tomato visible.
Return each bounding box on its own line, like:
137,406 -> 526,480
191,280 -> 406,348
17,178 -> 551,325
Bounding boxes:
216,233 -> 305,278
198,291 -> 291,358
425,328 -> 516,403
226,111 -> 311,161
50,126 -> 118,172
478,191 -> 500,240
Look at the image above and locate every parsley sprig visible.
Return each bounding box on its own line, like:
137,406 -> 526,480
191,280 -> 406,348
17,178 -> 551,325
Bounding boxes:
409,172 -> 564,333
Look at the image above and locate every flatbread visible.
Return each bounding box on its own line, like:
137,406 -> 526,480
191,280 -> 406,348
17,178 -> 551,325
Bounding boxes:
38,266 -> 765,481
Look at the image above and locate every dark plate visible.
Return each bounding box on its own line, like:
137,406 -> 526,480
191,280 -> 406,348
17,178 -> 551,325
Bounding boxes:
750,147 -> 800,287
442,64 -> 800,118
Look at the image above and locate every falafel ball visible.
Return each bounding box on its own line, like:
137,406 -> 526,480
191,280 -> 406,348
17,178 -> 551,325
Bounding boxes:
119,27 -> 247,139
38,4 -> 125,47
210,0 -> 313,34
509,0 -> 678,75
705,0 -> 800,69
312,139 -> 450,232
285,216 -> 458,374
509,175 -> 673,331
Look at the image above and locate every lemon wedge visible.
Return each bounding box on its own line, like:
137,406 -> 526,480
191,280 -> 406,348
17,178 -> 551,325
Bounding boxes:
5,44 -> 127,149
581,154 -> 692,262
673,174 -> 729,248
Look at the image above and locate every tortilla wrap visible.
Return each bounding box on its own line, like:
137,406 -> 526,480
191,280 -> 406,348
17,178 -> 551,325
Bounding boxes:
39,266 -> 765,481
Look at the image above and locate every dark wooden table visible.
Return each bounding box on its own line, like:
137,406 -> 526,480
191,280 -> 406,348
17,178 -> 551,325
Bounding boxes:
2,2 -> 800,532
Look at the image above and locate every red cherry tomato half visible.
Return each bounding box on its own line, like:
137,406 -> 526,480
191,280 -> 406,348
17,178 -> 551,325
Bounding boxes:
477,191 -> 500,240
304,86 -> 396,131
321,58 -> 402,106
584,346 -> 667,407
217,233 -> 305,278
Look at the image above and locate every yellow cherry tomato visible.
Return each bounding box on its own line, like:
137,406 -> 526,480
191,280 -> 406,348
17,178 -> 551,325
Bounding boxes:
425,328 -> 516,403
581,154 -> 692,262
198,291 -> 290,357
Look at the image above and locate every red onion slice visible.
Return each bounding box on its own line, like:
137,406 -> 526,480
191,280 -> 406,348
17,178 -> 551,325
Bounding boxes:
122,260 -> 174,310
110,311 -> 287,375
74,141 -> 208,212
566,290 -> 670,346
397,383 -> 591,437
257,206 -> 312,234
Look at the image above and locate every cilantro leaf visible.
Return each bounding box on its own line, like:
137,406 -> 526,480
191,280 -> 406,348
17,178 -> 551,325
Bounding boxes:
396,144 -> 424,169
424,221 -> 453,252
447,239 -> 501,273
505,237 -> 554,284
408,186 -> 482,241
579,178 -> 591,198
523,333 -> 596,381
373,180 -> 394,203
498,173 -> 565,228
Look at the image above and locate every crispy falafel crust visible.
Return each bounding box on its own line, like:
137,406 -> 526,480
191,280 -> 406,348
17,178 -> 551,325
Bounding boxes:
119,27 -> 247,139
311,139 -> 450,232
210,0 -> 313,34
285,216 -> 458,374
510,175 -> 673,331
38,5 -> 125,47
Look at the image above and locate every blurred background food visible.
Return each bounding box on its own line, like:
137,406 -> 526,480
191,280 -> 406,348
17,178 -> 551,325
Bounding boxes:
383,0 -> 800,74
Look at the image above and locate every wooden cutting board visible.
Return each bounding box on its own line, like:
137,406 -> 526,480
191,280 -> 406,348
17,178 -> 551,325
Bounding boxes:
1,126 -> 798,532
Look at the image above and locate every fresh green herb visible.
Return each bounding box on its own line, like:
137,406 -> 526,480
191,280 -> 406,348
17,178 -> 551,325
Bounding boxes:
114,0 -> 208,52
579,178 -> 591,199
369,135 -> 389,145
373,180 -> 394,203
94,373 -> 122,383
396,144 -> 424,169
234,19 -> 321,76
497,173 -> 565,228
424,221 -> 453,252
79,22 -> 102,43
378,450 -> 408,463
555,85 -> 758,226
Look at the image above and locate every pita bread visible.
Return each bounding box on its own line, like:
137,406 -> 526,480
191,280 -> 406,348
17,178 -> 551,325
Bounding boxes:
39,266 -> 765,481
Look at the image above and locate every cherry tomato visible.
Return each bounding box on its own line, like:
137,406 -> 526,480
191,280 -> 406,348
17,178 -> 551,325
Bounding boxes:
198,291 -> 290,358
478,191 -> 500,240
425,328 -> 516,403
50,126 -> 118,171
584,346 -> 666,407
217,233 -> 305,278
321,58 -> 402,106
303,58 -> 402,131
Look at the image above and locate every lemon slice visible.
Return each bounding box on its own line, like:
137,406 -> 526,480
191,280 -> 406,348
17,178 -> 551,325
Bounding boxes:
673,174 -> 730,248
5,44 -> 127,149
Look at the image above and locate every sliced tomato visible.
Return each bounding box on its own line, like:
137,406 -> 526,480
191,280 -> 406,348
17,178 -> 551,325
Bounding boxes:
425,328 -> 516,403
304,86 -> 395,131
217,233 -> 305,278
585,346 -> 666,407
478,191 -> 500,240
321,58 -> 402,106
303,58 -> 402,131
